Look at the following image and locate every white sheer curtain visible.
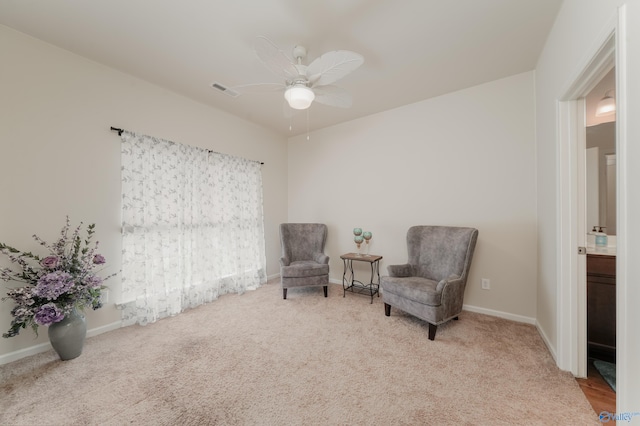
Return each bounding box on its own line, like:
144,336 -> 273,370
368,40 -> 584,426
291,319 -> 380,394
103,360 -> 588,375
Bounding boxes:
119,131 -> 267,326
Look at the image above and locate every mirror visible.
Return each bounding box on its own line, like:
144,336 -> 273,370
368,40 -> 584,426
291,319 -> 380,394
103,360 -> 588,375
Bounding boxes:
586,122 -> 616,235
585,67 -> 616,236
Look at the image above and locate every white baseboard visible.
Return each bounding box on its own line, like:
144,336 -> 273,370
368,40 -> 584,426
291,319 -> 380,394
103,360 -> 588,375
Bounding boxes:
86,321 -> 122,338
535,320 -> 557,362
331,279 -> 537,326
0,341 -> 53,365
462,304 -> 536,325
0,321 -> 121,366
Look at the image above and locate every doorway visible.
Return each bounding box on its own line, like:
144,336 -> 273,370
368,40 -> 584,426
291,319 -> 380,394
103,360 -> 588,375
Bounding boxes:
556,3 -> 638,413
582,69 -> 617,409
556,32 -> 615,379
555,37 -> 618,412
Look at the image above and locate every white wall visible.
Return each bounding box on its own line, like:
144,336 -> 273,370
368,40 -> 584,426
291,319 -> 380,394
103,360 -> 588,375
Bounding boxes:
535,0 -> 640,412
288,72 -> 537,322
0,25 -> 288,361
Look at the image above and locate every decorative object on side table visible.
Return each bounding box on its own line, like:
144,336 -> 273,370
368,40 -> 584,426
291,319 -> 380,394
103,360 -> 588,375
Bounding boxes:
362,231 -> 372,254
353,228 -> 364,256
0,217 -> 115,360
353,228 -> 373,256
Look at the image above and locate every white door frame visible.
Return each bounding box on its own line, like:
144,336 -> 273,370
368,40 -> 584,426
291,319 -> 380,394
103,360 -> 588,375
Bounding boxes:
556,11 -> 621,378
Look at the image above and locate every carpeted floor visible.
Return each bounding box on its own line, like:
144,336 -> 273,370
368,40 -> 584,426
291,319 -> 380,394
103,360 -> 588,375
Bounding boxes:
0,280 -> 599,425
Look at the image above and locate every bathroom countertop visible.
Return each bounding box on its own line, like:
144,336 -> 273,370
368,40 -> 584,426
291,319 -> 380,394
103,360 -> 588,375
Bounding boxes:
586,246 -> 617,256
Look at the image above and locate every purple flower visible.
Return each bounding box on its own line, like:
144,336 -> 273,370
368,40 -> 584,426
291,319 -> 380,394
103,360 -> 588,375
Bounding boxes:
93,254 -> 106,265
40,255 -> 59,269
34,271 -> 75,300
33,303 -> 65,326
85,275 -> 103,288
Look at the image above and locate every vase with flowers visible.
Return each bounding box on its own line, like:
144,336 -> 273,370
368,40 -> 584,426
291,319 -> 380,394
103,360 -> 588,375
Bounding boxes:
0,217 -> 114,360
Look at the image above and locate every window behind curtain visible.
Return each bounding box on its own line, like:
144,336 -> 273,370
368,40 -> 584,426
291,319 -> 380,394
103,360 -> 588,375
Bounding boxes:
119,132 -> 266,326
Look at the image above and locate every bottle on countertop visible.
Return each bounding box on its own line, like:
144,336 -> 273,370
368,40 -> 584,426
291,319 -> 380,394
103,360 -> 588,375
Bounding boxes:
595,226 -> 608,247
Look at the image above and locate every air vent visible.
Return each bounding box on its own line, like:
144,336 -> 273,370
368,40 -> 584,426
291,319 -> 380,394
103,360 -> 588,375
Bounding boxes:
211,82 -> 239,98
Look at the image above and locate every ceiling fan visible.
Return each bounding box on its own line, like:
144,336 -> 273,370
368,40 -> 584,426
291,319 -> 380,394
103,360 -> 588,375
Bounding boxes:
232,36 -> 364,110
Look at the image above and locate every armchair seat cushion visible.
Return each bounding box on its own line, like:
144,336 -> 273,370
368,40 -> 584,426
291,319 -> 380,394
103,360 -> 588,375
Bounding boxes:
282,261 -> 329,278
381,276 -> 441,306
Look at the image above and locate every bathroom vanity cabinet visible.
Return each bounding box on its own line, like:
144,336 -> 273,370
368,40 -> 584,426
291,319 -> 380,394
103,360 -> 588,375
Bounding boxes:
587,254 -> 616,362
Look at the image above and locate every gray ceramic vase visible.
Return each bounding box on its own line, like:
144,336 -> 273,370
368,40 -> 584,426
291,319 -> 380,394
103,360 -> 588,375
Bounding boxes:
48,309 -> 87,361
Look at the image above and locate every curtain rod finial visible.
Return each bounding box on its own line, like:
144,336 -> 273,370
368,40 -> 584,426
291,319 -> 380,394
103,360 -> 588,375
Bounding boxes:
110,126 -> 124,136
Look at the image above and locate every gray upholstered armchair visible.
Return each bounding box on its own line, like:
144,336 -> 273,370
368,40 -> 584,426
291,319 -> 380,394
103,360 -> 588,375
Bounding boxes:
279,223 -> 330,299
381,226 -> 478,340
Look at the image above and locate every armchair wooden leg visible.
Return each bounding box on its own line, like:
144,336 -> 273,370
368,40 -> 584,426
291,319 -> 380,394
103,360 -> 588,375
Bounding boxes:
384,303 -> 391,317
323,286 -> 328,297
283,288 -> 287,299
428,323 -> 437,341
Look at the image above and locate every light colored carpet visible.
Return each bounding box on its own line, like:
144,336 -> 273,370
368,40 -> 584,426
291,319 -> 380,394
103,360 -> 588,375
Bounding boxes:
1,280 -> 598,425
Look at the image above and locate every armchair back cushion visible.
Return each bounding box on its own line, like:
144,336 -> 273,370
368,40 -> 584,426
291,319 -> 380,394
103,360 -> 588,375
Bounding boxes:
408,226 -> 476,282
280,223 -> 328,265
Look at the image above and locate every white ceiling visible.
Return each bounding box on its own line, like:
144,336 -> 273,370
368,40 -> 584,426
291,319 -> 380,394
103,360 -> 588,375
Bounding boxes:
586,67 -> 616,128
0,0 -> 565,137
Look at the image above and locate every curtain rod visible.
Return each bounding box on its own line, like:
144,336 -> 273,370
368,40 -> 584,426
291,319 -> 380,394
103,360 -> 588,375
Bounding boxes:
110,127 -> 264,165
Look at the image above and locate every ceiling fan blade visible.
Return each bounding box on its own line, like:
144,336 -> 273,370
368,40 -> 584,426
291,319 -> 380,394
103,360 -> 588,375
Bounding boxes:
307,50 -> 364,87
313,85 -> 353,108
229,82 -> 286,94
254,36 -> 299,81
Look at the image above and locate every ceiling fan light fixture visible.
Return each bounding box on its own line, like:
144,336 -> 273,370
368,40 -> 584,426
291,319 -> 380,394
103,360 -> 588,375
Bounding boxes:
285,85 -> 315,110
595,90 -> 616,117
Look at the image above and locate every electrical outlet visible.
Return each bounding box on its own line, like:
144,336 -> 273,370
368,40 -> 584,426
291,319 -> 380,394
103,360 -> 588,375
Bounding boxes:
481,278 -> 490,290
100,289 -> 109,304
